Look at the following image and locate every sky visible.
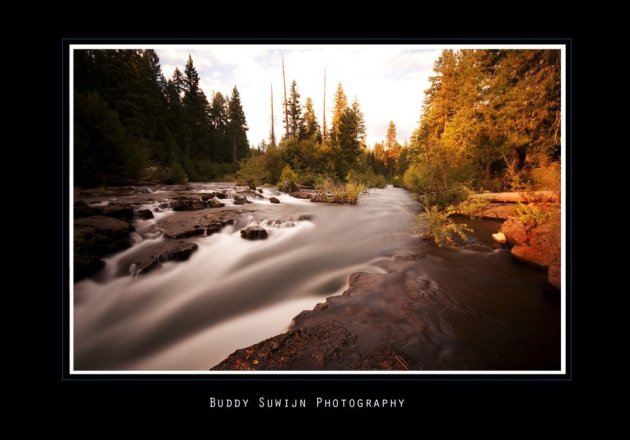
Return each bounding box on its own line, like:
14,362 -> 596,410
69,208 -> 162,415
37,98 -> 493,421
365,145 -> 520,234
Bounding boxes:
156,45 -> 441,147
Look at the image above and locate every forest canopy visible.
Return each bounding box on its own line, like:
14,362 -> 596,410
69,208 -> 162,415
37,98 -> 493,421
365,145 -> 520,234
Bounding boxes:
74,48 -> 560,198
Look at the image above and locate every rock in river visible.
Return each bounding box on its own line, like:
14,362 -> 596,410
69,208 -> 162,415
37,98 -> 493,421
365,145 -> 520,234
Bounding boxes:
240,226 -> 268,240
121,240 -> 199,276
269,196 -> 280,204
136,209 -> 154,219
74,216 -> 134,280
172,199 -> 206,211
233,195 -> 247,205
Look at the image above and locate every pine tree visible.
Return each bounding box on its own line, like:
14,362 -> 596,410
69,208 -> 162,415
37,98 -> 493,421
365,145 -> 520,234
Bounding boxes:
351,98 -> 366,147
227,86 -> 249,168
302,97 -> 321,142
330,83 -> 348,146
285,80 -> 304,139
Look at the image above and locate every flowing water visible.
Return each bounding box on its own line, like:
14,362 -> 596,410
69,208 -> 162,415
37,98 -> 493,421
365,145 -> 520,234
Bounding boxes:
74,186 -> 560,370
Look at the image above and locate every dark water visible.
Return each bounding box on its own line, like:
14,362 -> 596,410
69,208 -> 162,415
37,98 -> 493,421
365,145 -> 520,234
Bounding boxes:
74,186 -> 560,370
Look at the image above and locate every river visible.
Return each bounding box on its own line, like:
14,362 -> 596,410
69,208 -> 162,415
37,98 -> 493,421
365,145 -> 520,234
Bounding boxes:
74,185 -> 559,371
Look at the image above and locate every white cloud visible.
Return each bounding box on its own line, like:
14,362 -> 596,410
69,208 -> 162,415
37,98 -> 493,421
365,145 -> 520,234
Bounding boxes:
156,45 -> 440,147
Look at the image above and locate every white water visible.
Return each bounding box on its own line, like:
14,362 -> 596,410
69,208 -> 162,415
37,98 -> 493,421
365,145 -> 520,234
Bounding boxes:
74,187 -> 420,370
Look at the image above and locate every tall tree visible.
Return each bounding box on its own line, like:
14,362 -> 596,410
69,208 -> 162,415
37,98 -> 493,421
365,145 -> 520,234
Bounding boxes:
282,55 -> 289,139
302,97 -> 321,142
227,86 -> 249,168
351,98 -> 366,147
330,83 -> 348,146
181,55 -> 213,162
286,80 -> 304,138
270,83 -> 276,147
322,67 -> 327,142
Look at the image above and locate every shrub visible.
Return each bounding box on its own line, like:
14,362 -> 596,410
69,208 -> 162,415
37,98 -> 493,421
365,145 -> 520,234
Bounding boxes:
454,195 -> 490,218
165,162 -> 187,184
278,165 -> 299,193
314,177 -> 365,204
346,169 -> 387,188
514,203 -> 549,227
531,159 -> 561,192
419,201 -> 472,247
236,154 -> 269,186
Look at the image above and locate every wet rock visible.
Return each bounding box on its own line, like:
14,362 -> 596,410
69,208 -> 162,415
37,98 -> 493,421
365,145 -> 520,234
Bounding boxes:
206,198 -> 225,208
158,210 -> 242,239
291,191 -> 314,199
215,192 -> 227,199
298,214 -> 314,221
269,197 -> 280,204
158,202 -> 170,209
492,232 -> 506,244
501,217 -> 529,246
100,203 -> 134,221
233,195 -> 247,205
123,241 -> 199,276
512,231 -> 560,268
75,255 -> 105,281
548,261 -> 561,290
237,190 -> 263,199
74,200 -> 96,219
172,199 -> 206,211
240,226 -> 268,240
257,188 -> 263,194
74,216 -> 134,280
136,209 -> 154,220
212,324 -> 354,370
248,182 -> 257,191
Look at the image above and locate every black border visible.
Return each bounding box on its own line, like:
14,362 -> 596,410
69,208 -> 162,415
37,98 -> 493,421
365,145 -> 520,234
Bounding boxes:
59,36 -> 574,413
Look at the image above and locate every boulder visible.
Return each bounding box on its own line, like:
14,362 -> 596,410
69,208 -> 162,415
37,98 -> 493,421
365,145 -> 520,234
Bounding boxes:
206,198 -> 225,208
248,182 -> 257,191
240,226 -> 268,240
491,232 -> 506,244
74,200 -> 96,219
501,217 -> 529,246
269,196 -> 280,204
233,195 -> 247,205
215,192 -> 227,199
257,188 -> 263,194
172,199 -> 206,211
74,216 -> 134,280
158,210 -> 242,239
100,203 -> 134,221
124,241 -> 199,276
511,231 -> 560,268
136,209 -> 154,220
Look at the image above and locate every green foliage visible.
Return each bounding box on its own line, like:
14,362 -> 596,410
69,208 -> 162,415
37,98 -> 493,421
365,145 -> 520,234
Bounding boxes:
454,196 -> 490,218
278,165 -> 299,193
74,91 -> 149,185
74,50 -> 249,185
346,169 -> 386,188
404,48 -> 561,196
531,159 -> 561,191
236,154 -> 269,186
419,202 -> 472,247
314,177 -> 365,204
165,161 -> 187,184
514,203 -> 549,227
